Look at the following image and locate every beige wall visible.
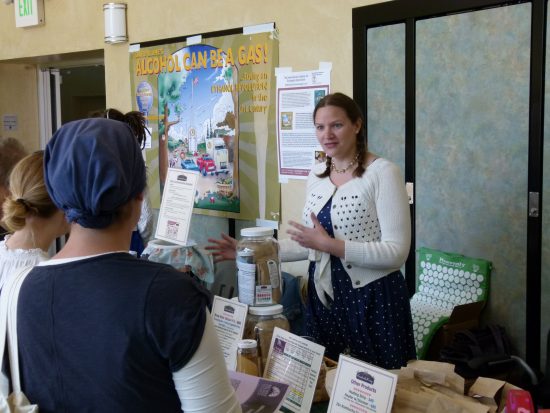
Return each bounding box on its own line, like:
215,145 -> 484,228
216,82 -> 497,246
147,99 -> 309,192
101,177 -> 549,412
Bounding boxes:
0,0 -> 386,226
0,63 -> 39,151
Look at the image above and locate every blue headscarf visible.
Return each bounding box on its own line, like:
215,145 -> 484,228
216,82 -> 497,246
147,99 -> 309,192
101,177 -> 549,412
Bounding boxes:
44,118 -> 146,229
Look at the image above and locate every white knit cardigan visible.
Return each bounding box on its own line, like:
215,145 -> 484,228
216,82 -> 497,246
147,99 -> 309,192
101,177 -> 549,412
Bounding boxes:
280,158 -> 411,307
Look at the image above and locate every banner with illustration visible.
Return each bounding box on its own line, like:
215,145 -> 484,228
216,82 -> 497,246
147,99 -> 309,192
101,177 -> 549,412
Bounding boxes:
129,29 -> 280,221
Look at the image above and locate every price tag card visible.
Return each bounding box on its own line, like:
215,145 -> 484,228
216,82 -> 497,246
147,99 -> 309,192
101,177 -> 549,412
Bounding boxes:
328,354 -> 397,413
211,296 -> 248,370
263,328 -> 325,413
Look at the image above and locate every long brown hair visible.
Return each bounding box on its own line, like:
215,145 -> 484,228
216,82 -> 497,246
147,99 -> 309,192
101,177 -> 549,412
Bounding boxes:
0,137 -> 27,188
313,92 -> 367,178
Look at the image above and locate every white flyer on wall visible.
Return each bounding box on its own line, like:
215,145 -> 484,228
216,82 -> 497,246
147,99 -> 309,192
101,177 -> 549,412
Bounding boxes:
262,327 -> 325,413
211,296 -> 248,371
155,168 -> 198,246
275,63 -> 331,181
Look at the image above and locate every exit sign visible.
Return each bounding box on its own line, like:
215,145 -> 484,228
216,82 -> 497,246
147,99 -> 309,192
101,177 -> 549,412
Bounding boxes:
15,0 -> 44,28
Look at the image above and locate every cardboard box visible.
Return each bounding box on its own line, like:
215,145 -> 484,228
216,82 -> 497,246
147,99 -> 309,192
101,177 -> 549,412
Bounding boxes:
391,360 -> 529,413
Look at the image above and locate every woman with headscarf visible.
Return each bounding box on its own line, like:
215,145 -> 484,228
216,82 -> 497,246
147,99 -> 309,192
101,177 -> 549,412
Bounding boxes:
16,118 -> 240,413
89,108 -> 154,255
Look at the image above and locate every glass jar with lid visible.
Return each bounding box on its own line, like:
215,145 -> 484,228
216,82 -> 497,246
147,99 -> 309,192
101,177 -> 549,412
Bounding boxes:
236,339 -> 260,376
243,304 -> 290,375
236,227 -> 281,306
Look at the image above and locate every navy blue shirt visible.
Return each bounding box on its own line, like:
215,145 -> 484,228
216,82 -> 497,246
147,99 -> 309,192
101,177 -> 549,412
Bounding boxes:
17,253 -> 211,413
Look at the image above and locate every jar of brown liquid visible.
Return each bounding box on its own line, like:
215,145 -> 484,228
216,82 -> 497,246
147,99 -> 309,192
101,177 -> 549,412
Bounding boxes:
236,227 -> 281,306
243,304 -> 289,375
236,339 -> 260,376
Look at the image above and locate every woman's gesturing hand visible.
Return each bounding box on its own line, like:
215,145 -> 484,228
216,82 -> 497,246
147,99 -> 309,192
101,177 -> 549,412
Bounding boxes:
287,212 -> 330,251
205,233 -> 238,263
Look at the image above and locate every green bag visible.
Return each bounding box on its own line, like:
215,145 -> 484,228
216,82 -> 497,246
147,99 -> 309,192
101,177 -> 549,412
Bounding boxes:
411,247 -> 492,359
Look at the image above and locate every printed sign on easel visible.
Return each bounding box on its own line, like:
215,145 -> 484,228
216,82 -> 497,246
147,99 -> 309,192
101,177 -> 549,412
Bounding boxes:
155,168 -> 198,246
262,328 -> 325,413
327,354 -> 398,413
210,296 -> 248,370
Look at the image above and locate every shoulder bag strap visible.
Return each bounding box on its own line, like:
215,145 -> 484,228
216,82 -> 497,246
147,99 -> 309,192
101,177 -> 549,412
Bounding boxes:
0,269 -> 11,396
4,266 -> 34,393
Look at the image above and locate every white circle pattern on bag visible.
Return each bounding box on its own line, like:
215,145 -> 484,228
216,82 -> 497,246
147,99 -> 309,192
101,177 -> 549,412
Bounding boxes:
410,248 -> 491,359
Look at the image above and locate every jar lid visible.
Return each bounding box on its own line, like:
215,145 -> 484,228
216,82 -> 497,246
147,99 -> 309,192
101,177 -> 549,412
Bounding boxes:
240,227 -> 274,237
237,339 -> 258,349
248,304 -> 284,316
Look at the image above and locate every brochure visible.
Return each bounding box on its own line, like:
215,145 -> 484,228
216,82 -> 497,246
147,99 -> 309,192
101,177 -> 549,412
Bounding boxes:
229,370 -> 290,413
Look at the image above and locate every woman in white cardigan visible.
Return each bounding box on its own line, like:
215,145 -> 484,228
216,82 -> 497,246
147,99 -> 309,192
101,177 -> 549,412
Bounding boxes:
208,92 -> 416,369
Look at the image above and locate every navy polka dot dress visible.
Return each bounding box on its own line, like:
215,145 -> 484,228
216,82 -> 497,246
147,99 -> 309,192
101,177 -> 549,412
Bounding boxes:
306,197 -> 417,369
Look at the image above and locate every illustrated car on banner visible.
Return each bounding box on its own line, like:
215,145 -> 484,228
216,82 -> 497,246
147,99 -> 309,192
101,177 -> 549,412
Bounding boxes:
196,154 -> 217,176
181,158 -> 199,171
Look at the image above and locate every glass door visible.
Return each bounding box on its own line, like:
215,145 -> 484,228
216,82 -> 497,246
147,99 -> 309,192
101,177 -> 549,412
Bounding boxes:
415,4 -> 531,356
355,1 -> 538,362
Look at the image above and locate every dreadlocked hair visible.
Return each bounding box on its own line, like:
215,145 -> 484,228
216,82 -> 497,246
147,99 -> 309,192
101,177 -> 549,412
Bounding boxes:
105,109 -> 147,149
89,108 -> 148,149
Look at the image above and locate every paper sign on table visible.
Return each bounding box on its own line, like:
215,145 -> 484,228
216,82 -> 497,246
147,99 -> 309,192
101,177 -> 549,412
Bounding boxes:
262,327 -> 325,413
327,354 -> 398,413
210,296 -> 248,370
229,370 -> 289,413
155,168 -> 198,246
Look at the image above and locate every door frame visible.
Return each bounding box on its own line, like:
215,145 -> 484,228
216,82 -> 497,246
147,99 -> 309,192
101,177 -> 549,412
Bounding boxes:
37,68 -> 61,149
36,56 -> 105,254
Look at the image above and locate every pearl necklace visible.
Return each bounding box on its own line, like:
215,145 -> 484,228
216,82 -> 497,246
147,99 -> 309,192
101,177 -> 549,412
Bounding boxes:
330,153 -> 360,174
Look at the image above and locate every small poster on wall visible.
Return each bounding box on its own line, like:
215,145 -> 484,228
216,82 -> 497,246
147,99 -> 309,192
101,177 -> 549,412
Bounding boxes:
275,63 -> 331,182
